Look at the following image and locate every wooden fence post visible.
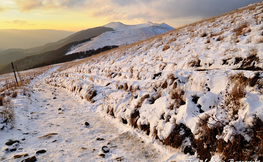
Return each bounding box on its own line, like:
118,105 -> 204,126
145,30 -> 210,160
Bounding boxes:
11,62 -> 18,86
15,65 -> 22,86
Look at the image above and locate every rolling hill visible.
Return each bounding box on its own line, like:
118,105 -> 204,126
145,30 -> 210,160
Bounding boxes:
0,29 -> 74,50
0,27 -> 114,73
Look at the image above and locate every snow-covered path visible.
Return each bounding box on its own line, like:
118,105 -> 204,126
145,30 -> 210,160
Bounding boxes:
1,75 -> 173,162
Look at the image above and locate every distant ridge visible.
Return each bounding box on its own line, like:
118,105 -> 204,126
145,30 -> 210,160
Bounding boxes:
67,22 -> 174,54
0,29 -> 74,50
0,27 -> 114,74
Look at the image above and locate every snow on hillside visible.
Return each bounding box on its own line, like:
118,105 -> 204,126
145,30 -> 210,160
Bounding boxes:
2,1 -> 263,162
44,2 -> 263,161
66,22 -> 174,55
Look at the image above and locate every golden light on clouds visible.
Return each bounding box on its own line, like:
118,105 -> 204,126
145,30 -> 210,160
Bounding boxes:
0,0 -> 261,31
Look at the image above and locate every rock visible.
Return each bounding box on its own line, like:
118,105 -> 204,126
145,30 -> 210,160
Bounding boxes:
85,122 -> 90,126
36,149 -> 46,154
115,156 -> 124,161
13,153 -> 28,159
10,148 -> 17,152
53,97 -> 57,99
58,108 -> 62,110
98,153 -> 105,158
5,139 -> 20,146
101,146 -> 110,153
38,133 -> 58,139
80,147 -> 87,150
21,156 -> 37,162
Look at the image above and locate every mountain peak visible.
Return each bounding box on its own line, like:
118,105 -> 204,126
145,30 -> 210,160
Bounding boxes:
103,22 -> 126,30
103,21 -> 173,31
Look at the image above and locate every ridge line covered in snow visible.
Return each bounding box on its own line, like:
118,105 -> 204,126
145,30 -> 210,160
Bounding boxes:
66,21 -> 174,55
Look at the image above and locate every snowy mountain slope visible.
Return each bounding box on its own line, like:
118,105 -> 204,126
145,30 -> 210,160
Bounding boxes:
66,22 -> 174,55
2,1 -> 263,162
43,1 -> 263,161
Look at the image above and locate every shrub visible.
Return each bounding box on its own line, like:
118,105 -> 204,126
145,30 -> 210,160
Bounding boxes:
106,106 -> 115,117
130,109 -> 140,128
188,57 -> 201,67
168,88 -> 185,110
0,102 -> 15,128
140,124 -> 150,135
195,115 -> 224,160
85,89 -> 97,102
225,73 -> 247,118
11,91 -> 18,98
239,48 -> 259,69
163,123 -> 195,155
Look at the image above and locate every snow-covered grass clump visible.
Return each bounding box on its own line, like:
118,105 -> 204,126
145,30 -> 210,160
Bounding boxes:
45,2 -> 263,161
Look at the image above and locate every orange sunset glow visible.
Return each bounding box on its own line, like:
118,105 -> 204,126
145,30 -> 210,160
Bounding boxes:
0,0 -> 262,32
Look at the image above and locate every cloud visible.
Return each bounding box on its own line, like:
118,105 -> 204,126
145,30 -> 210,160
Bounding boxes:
12,0 -> 88,12
149,0 -> 262,19
5,20 -> 35,26
0,6 -> 8,12
94,0 -> 262,22
13,0 -> 42,11
11,0 -> 263,26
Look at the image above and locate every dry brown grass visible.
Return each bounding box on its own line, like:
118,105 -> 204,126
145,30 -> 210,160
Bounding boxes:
135,94 -> 150,109
233,22 -> 248,36
200,32 -> 208,37
162,44 -> 170,51
169,88 -> 185,110
194,114 -> 263,161
188,56 -> 201,67
163,123 -> 195,155
206,39 -> 211,44
148,93 -> 162,104
0,102 -> 15,128
195,115 -> 224,160
223,72 -> 248,119
85,89 -> 97,103
257,36 -> 263,43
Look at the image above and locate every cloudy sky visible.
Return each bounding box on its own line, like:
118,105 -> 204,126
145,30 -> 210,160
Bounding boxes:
0,0 -> 261,31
